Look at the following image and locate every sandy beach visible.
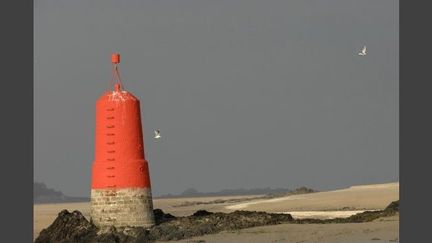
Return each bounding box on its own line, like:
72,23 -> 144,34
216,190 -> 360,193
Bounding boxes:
160,215 -> 399,243
34,182 -> 399,241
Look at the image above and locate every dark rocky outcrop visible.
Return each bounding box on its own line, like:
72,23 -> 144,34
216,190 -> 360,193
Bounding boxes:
35,209 -> 293,243
153,209 -> 176,224
35,200 -> 399,243
192,210 -> 214,217
35,210 -> 97,243
385,200 -> 399,212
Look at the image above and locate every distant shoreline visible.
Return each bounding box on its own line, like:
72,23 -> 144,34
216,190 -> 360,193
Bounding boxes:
156,186 -> 316,199
33,197 -> 90,205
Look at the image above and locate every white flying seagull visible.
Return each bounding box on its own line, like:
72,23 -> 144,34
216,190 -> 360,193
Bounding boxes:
154,130 -> 161,139
358,46 -> 367,56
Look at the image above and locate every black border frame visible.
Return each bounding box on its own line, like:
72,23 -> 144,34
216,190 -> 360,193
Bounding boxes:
399,0 -> 432,242
0,0 -> 34,242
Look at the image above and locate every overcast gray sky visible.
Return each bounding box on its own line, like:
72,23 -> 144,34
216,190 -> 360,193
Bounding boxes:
34,0 -> 399,197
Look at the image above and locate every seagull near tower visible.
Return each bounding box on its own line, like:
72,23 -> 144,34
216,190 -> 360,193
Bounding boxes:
154,130 -> 161,139
358,46 -> 367,56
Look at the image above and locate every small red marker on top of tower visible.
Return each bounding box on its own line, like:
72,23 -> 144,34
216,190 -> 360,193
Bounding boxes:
111,53 -> 120,64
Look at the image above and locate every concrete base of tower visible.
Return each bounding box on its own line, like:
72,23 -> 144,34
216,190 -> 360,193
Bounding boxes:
90,187 -> 155,228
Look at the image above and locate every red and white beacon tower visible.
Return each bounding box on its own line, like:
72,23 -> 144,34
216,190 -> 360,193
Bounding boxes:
90,54 -> 155,228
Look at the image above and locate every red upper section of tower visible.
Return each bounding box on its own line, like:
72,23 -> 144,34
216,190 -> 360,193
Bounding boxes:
91,54 -> 151,189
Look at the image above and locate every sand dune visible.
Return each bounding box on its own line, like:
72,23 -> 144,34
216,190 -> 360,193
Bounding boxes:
225,182 -> 399,213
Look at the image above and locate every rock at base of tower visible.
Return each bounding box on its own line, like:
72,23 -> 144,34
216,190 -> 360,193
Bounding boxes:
90,188 -> 155,228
